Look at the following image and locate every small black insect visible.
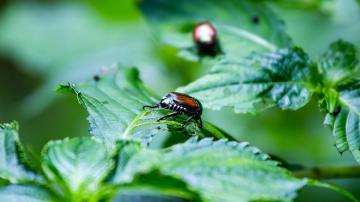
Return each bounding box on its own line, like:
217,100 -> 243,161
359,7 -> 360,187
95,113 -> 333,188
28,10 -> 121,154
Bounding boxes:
192,22 -> 222,57
143,92 -> 203,128
93,74 -> 100,81
251,16 -> 260,24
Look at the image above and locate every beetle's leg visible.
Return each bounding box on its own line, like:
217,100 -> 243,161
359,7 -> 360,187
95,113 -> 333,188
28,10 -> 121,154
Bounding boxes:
198,118 -> 203,128
183,116 -> 203,128
143,103 -> 159,110
184,116 -> 194,124
181,116 -> 195,127
157,111 -> 180,122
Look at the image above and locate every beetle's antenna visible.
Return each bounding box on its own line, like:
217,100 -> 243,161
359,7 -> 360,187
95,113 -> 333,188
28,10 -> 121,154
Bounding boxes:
143,104 -> 159,110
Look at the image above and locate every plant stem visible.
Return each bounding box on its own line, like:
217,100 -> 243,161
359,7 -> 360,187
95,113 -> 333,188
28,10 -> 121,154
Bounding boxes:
293,165 -> 360,179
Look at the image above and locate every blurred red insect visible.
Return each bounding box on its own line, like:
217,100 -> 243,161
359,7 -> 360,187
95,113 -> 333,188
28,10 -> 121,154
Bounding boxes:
192,22 -> 222,57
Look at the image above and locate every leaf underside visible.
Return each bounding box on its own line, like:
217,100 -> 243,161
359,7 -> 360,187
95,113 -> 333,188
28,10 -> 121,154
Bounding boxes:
0,185 -> 55,202
326,89 -> 360,163
0,122 -> 41,183
321,40 -> 360,164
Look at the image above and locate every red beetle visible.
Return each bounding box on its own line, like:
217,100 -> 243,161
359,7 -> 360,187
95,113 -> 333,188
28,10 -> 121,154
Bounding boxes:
192,22 -> 222,57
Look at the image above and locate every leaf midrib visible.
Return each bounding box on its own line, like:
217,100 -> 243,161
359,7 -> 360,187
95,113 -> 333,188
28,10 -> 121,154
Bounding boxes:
339,96 -> 360,117
182,80 -> 313,94
219,24 -> 277,51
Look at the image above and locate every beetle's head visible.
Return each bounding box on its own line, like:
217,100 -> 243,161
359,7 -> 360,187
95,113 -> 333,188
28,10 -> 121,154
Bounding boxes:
160,93 -> 173,107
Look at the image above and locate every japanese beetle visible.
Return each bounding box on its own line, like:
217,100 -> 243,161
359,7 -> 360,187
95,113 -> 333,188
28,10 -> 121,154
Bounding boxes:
192,22 -> 222,57
143,92 -> 203,128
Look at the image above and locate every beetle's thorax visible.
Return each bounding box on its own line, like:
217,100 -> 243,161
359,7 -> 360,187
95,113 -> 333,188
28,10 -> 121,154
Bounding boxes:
160,94 -> 174,107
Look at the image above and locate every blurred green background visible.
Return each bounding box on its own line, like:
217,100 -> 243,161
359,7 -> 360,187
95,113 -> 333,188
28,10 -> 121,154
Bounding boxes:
0,0 -> 359,201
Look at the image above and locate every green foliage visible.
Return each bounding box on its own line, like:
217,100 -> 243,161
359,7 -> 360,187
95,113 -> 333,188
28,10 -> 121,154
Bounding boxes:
114,171 -> 199,201
1,0 -> 360,201
324,109 -> 349,153
319,40 -> 359,87
140,0 -> 292,61
58,66 -> 231,148
115,137 -> 307,202
57,67 -> 160,147
320,41 -> 360,163
317,40 -> 359,114
1,60 -> 359,201
2,124 -> 355,202
3,38 -> 360,200
0,122 -> 41,183
325,89 -> 360,163
111,141 -> 142,180
41,137 -> 114,201
176,38 -> 360,164
0,185 -> 56,202
178,47 -> 316,113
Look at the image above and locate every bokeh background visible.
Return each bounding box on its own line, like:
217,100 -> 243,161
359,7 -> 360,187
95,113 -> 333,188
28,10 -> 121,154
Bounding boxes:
0,0 -> 359,201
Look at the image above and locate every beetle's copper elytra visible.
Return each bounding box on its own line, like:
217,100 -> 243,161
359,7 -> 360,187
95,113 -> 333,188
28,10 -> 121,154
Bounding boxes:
143,92 -> 203,128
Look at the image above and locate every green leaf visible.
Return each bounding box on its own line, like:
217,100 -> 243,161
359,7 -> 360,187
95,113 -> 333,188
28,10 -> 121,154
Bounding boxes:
319,40 -> 359,87
307,179 -> 359,202
109,141 -> 198,201
340,89 -> 360,163
0,122 -> 41,183
325,89 -> 360,163
114,171 -> 199,202
346,111 -> 360,163
324,110 -> 349,154
0,184 -> 56,202
41,137 -> 113,201
178,47 -> 316,113
114,193 -> 186,202
115,138 -> 308,202
319,40 -> 360,162
139,0 -> 292,61
0,179 -> 9,186
61,66 -> 232,148
110,141 -> 142,180
59,66 -> 162,147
